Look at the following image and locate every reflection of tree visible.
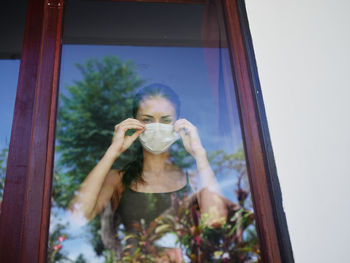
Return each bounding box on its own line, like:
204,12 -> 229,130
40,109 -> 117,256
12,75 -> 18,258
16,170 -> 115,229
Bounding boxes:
54,56 -> 144,208
54,56 -> 194,260
0,147 -> 8,212
103,186 -> 260,262
209,148 -> 253,208
47,223 -> 69,263
74,254 -> 88,263
53,56 -> 260,262
99,147 -> 260,262
53,56 -> 145,256
158,192 -> 259,263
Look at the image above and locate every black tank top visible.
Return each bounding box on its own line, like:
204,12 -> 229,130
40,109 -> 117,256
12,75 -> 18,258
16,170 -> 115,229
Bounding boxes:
115,171 -> 193,233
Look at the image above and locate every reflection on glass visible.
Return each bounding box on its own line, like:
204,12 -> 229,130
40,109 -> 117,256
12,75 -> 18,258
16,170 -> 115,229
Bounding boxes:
0,60 -> 21,214
49,1 -> 260,262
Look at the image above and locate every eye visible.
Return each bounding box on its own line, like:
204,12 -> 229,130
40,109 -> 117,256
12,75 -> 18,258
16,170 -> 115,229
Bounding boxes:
162,119 -> 172,124
143,118 -> 152,123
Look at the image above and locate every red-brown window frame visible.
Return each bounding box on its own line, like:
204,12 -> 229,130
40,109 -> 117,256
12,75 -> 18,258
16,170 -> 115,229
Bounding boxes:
0,0 -> 294,262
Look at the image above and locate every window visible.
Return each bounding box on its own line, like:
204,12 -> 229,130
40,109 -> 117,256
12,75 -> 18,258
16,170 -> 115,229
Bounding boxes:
0,1 -> 293,263
49,1 -> 259,261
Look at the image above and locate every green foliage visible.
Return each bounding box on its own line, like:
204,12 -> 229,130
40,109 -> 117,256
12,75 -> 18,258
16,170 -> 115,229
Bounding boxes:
52,55 -> 259,261
170,140 -> 194,170
55,56 -> 144,208
74,254 -> 88,263
113,147 -> 260,262
209,147 -> 253,208
89,216 -> 106,256
47,223 -> 69,263
117,194 -> 260,263
53,56 -> 144,257
104,250 -> 118,263
52,55 -> 195,259
0,147 -> 8,202
118,219 -> 171,262
208,147 -> 246,176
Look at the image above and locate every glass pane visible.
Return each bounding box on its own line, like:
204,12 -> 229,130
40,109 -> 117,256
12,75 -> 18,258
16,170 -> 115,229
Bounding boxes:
0,60 -> 19,213
49,1 -> 260,262
0,1 -> 28,213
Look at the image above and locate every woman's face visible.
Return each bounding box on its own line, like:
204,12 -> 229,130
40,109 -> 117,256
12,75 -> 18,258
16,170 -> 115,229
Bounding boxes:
136,95 -> 176,125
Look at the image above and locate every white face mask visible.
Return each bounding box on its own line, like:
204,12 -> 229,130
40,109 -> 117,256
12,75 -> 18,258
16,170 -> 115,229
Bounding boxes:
139,123 -> 180,155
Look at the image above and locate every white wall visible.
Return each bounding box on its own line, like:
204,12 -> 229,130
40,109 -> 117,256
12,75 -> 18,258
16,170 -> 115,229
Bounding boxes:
245,0 -> 350,262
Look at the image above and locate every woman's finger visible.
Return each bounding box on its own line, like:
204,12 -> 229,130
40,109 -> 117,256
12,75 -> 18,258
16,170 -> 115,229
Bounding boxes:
128,128 -> 144,142
175,118 -> 194,127
122,118 -> 144,124
174,119 -> 196,132
118,123 -> 145,132
174,121 -> 188,131
178,129 -> 192,143
178,129 -> 187,140
114,126 -> 143,139
179,129 -> 191,148
179,130 -> 195,157
116,118 -> 144,128
175,123 -> 196,136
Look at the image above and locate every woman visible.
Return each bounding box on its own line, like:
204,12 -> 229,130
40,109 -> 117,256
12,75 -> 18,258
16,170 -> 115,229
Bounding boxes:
68,83 -> 227,260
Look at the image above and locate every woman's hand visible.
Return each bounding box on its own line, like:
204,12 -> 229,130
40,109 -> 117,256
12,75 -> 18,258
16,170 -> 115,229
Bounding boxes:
174,119 -> 206,160
108,118 -> 145,158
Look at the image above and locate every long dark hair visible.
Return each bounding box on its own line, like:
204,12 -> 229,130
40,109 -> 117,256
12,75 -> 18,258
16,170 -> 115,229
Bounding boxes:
121,83 -> 181,188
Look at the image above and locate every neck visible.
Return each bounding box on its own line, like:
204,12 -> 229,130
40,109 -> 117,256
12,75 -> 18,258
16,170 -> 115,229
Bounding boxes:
142,149 -> 172,174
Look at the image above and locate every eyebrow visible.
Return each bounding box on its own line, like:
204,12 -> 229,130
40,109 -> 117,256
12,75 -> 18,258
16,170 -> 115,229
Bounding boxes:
141,115 -> 172,118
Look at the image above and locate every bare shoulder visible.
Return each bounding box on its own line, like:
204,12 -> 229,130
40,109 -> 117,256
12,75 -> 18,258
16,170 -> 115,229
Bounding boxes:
105,169 -> 124,191
106,168 -> 122,180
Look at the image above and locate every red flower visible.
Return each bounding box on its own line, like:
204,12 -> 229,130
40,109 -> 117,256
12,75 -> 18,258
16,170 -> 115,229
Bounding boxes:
53,244 -> 62,251
57,236 -> 66,242
194,235 -> 201,245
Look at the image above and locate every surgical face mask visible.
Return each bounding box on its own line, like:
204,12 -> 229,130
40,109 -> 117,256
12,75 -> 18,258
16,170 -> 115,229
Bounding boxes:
139,123 -> 180,155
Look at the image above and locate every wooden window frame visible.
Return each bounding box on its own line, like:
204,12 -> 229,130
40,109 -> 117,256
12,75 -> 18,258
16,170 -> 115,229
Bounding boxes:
0,0 -> 294,262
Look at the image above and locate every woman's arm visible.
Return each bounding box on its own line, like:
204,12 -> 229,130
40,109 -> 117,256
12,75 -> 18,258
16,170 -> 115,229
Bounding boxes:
67,149 -> 122,222
67,118 -> 145,222
174,119 -> 227,227
192,152 -> 228,227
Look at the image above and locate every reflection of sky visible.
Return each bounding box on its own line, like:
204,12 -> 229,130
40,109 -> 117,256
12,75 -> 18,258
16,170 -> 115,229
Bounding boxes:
54,45 -> 248,261
50,207 -> 105,263
0,60 -> 20,150
0,45 -> 248,261
59,45 -> 243,156
59,44 -> 246,199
